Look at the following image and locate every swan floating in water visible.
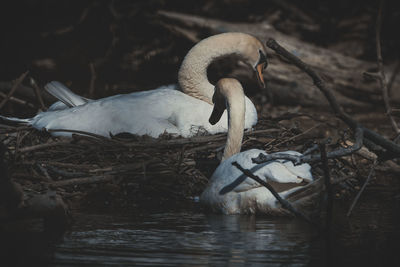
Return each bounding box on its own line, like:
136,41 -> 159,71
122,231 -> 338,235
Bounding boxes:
1,33 -> 267,138
200,78 -> 314,214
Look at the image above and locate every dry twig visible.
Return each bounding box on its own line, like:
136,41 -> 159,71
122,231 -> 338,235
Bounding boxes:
29,77 -> 47,111
0,92 -> 36,109
18,140 -> 71,153
319,143 -> 333,230
253,127 -> 364,165
52,174 -> 115,188
0,71 -> 29,109
388,61 -> 400,97
346,159 -> 378,217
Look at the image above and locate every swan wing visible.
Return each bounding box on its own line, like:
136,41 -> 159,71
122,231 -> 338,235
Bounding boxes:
45,81 -> 89,108
273,151 -> 313,182
207,149 -> 312,196
209,149 -> 266,194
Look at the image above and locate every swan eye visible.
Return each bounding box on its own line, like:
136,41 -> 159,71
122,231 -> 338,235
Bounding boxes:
258,50 -> 267,65
256,50 -> 268,72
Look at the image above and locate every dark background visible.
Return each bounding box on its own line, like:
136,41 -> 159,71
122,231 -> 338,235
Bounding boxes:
1,0 -> 399,100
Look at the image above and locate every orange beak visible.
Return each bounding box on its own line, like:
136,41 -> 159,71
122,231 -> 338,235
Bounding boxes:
256,64 -> 266,88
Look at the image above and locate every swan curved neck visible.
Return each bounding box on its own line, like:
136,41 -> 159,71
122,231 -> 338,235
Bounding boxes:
178,33 -> 251,104
221,88 -> 245,161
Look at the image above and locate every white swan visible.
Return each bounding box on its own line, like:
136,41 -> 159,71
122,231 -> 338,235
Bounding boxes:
200,78 -> 313,214
1,33 -> 267,138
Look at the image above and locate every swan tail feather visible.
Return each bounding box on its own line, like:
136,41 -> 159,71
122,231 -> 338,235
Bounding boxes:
285,178 -> 324,203
45,81 -> 88,108
281,178 -> 325,218
0,114 -> 31,124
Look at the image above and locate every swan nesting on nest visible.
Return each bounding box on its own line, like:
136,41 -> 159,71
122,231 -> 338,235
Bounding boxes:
1,33 -> 267,138
200,78 -> 315,215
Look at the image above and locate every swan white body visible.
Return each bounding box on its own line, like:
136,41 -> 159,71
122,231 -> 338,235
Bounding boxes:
199,78 -> 313,214
1,33 -> 267,138
25,83 -> 257,138
200,149 -> 313,214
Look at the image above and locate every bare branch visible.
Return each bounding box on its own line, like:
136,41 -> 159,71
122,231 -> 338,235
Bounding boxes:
0,92 -> 36,108
319,143 -> 333,230
266,38 -> 400,158
51,174 -> 115,188
388,61 -> 400,96
18,140 -> 71,153
29,77 -> 47,111
346,159 -> 378,217
253,127 -> 364,165
0,71 -> 29,109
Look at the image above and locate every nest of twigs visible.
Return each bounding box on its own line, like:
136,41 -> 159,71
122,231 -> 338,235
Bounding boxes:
1,116 -> 336,212
3,108 -> 395,234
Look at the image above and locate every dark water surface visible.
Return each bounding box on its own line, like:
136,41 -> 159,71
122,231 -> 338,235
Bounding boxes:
54,212 -> 322,266
1,187 -> 399,266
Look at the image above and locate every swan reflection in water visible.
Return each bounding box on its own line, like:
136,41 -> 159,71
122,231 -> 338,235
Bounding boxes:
54,212 -> 321,266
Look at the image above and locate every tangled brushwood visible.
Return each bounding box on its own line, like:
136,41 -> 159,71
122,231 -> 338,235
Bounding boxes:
1,109 -> 392,228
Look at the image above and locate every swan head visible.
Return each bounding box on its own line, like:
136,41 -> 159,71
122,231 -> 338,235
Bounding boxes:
209,78 -> 244,125
222,33 -> 268,88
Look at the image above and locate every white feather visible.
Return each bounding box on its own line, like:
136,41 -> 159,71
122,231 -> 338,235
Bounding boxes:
45,81 -> 88,108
